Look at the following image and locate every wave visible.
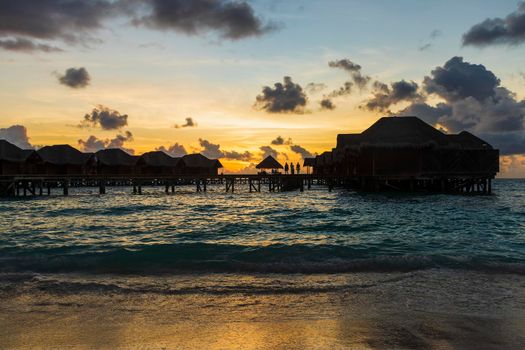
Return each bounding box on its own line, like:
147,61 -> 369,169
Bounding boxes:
1,243 -> 524,275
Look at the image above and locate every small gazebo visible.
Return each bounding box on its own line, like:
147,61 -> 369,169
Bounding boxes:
256,155 -> 283,174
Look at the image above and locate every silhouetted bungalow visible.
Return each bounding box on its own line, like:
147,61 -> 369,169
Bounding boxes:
331,116 -> 498,178
303,158 -> 316,174
136,151 -> 183,175
256,156 -> 283,174
181,154 -> 223,175
96,148 -> 138,175
0,140 -> 42,175
37,145 -> 96,175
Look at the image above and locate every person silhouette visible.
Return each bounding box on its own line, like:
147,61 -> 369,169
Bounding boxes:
290,164 -> 295,175
296,162 -> 300,174
284,162 -> 289,174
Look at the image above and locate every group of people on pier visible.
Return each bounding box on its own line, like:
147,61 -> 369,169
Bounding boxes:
284,162 -> 301,175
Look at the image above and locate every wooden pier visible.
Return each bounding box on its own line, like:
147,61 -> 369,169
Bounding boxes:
0,173 -> 493,198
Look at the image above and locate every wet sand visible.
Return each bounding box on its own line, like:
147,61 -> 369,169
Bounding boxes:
1,270 -> 524,349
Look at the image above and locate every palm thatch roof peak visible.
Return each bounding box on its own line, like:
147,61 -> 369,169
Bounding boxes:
96,148 -> 138,166
256,155 -> 283,169
38,144 -> 94,165
0,139 -> 38,162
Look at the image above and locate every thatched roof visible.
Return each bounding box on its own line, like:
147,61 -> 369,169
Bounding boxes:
96,148 -> 138,166
336,134 -> 362,149
138,151 -> 181,167
182,153 -> 223,168
303,158 -> 316,167
337,116 -> 453,150
448,131 -> 493,149
0,140 -> 38,162
38,145 -> 94,165
256,155 -> 283,169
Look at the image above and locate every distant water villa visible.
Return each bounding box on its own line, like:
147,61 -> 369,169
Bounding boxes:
0,116 -> 498,195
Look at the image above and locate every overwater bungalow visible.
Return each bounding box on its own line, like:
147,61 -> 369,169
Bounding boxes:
303,158 -> 315,174
136,151 -> 183,175
181,154 -> 223,175
37,144 -> 96,175
0,140 -> 42,175
96,148 -> 139,175
256,155 -> 283,174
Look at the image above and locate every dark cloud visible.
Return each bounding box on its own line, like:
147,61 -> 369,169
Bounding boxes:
0,0 -> 275,53
423,56 -> 500,102
174,117 -> 196,128
78,131 -> 134,154
0,125 -> 33,148
396,57 -> 525,155
223,150 -> 253,161
289,144 -> 314,159
259,145 -> 278,159
132,0 -> 278,40
0,0 -> 115,45
255,76 -> 307,114
320,98 -> 335,110
156,143 -> 187,157
328,81 -> 353,97
198,138 -> 253,160
270,136 -> 292,145
363,80 -> 421,112
0,37 -> 62,52
328,58 -> 370,90
81,105 -> 129,130
419,29 -> 442,51
57,67 -> 90,88
463,3 -> 525,46
305,82 -> 326,94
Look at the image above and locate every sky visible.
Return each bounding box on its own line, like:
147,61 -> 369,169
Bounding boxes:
0,0 -> 524,176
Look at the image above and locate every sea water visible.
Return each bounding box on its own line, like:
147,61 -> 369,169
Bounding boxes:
0,179 -> 524,348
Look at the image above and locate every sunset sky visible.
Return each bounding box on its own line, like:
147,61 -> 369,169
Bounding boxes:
0,0 -> 524,176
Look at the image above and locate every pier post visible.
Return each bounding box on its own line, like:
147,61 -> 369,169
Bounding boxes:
165,184 -> 169,194
249,179 -> 252,193
488,178 -> 492,194
47,183 -> 51,195
99,180 -> 106,194
63,180 -> 69,196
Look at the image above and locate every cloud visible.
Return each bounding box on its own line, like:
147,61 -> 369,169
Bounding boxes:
198,138 -> 253,160
0,37 -> 62,52
78,131 -> 134,154
0,0 -> 275,53
259,145 -> 278,158
270,136 -> 292,145
418,29 -> 442,51
463,3 -> 525,47
423,56 -> 500,102
174,117 -> 196,128
289,144 -> 314,159
320,98 -> 335,110
305,82 -> 326,94
80,105 -> 129,130
393,56 -> 525,156
328,58 -> 371,90
0,0 -> 115,45
223,150 -> 253,161
0,125 -> 33,148
57,67 -> 90,88
156,143 -> 187,157
328,81 -> 353,97
131,0 -> 278,40
363,80 -> 421,112
255,76 -> 307,113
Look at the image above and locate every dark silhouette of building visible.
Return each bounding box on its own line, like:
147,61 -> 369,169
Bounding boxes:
256,155 -> 283,174
0,140 -> 42,175
37,144 -> 96,175
181,154 -> 223,175
136,151 -> 183,175
96,148 -> 138,175
315,116 -> 499,179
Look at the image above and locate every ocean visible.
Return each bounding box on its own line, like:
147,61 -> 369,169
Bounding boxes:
1,179 -> 524,349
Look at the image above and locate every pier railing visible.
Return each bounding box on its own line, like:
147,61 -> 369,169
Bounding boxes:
0,173 -> 494,197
